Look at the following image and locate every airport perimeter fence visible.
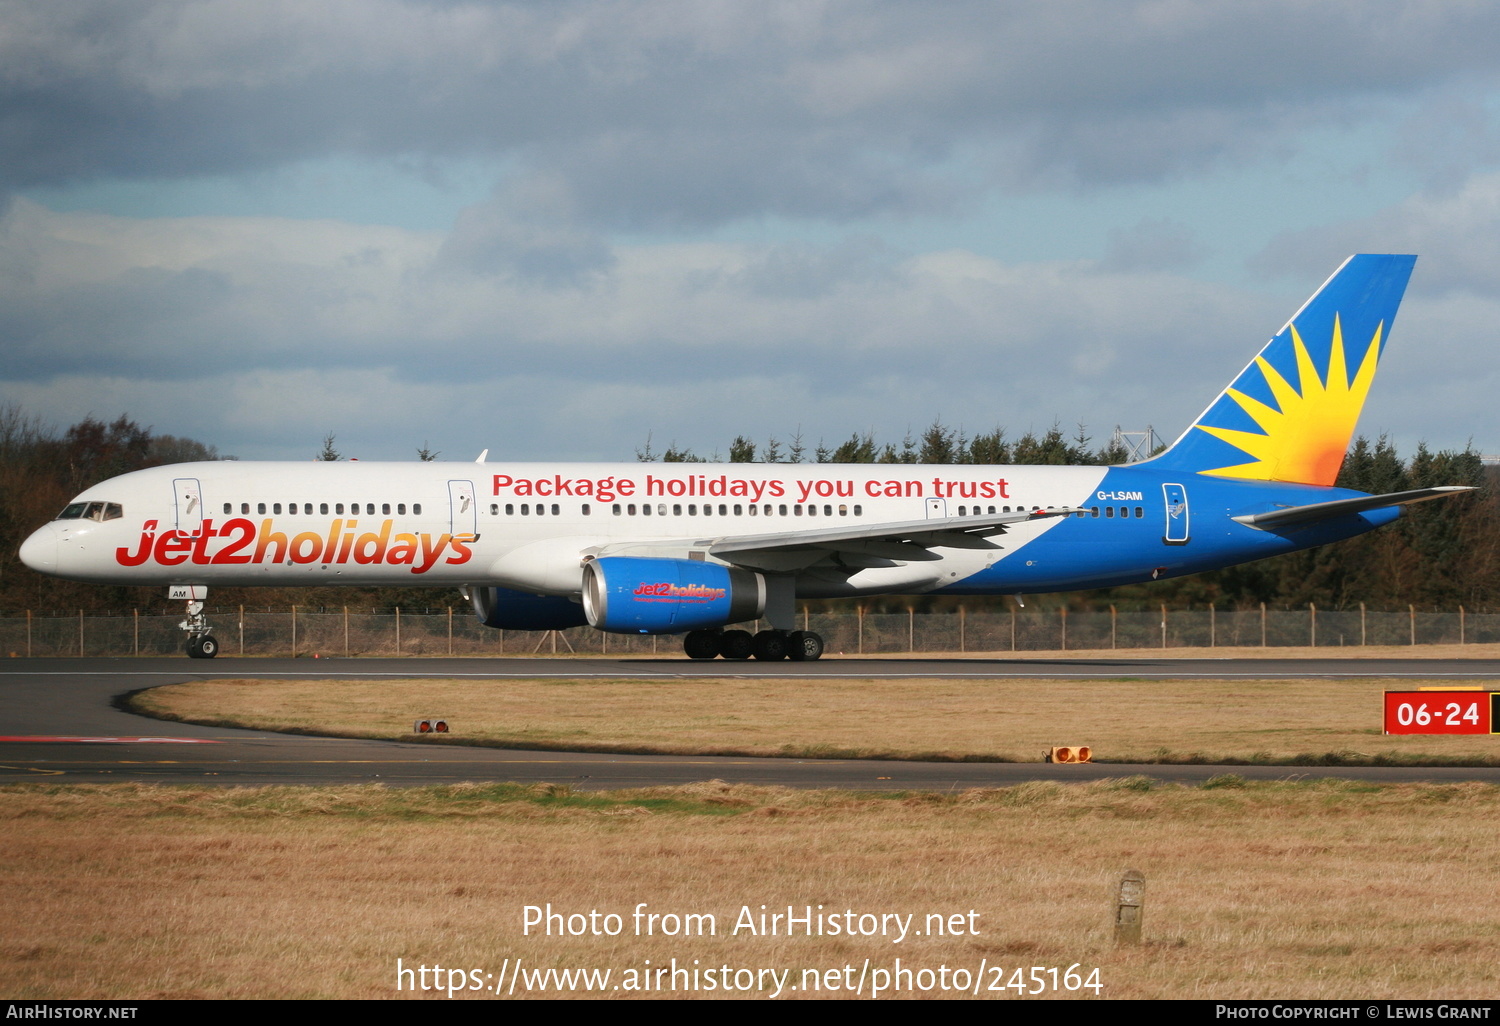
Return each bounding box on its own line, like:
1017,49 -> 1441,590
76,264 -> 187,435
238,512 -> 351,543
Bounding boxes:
2,604 -> 1498,658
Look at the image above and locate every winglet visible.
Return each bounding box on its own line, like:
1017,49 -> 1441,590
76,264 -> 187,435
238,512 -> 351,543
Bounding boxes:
1148,255 -> 1416,486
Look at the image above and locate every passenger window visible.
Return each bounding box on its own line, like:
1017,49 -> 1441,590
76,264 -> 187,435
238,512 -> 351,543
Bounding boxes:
779,504 -> 788,516
582,504 -> 590,516
553,504 -> 561,515
853,505 -> 862,515
656,503 -> 665,516
505,504 -> 514,515
382,503 -> 391,515
628,504 -> 637,515
413,503 -> 421,515
521,504 -> 530,515
398,503 -> 406,515
689,504 -> 698,515
304,503 -> 313,514
795,505 -> 803,516
1135,506 -> 1144,518
1106,506 -> 1115,518
612,504 -> 621,515
320,503 -> 329,515
733,504 -> 742,516
240,503 -> 249,515
1091,507 -> 1099,517
222,503 -> 232,515
273,503 -> 282,514
258,503 -> 267,515
749,505 -> 758,516
673,504 -> 682,516
642,504 -> 652,516
366,503 -> 375,515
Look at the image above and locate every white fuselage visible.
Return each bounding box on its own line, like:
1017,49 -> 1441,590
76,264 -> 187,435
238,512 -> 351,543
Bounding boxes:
20,460 -> 1106,598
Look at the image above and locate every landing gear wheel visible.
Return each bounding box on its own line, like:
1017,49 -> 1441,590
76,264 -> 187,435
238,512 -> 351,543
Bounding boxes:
752,630 -> 788,661
719,629 -> 754,660
196,635 -> 219,659
186,636 -> 204,659
787,630 -> 825,661
683,630 -> 720,660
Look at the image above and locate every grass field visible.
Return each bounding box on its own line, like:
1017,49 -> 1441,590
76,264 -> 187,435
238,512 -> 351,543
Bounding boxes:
2,779 -> 1497,999
133,675 -> 1500,765
10,672 -> 1497,1000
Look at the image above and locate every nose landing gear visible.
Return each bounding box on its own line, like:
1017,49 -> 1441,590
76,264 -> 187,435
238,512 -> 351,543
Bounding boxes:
173,585 -> 220,659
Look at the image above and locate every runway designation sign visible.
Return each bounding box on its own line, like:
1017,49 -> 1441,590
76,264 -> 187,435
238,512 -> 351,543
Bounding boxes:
1383,691 -> 1499,735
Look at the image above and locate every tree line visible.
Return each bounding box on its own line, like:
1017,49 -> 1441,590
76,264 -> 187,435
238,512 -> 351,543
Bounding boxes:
639,421 -> 1131,467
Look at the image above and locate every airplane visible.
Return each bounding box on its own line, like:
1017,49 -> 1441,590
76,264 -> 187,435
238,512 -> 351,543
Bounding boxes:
18,254 -> 1472,660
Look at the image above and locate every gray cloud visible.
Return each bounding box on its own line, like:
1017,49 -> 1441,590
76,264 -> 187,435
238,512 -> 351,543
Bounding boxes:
0,198 -> 1322,461
7,1 -> 1500,227
1253,173 -> 1500,296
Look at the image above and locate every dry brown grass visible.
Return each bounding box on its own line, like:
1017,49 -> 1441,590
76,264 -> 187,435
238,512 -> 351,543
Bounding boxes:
2,780 -> 1497,999
136,676 -> 1500,765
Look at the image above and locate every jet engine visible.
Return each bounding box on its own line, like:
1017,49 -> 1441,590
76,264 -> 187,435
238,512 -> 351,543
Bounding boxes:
582,556 -> 765,634
470,585 -> 589,630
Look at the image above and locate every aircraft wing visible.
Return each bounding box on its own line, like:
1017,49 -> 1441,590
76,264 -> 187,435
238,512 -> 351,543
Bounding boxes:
591,507 -> 1082,571
1231,486 -> 1474,530
704,507 -> 1082,570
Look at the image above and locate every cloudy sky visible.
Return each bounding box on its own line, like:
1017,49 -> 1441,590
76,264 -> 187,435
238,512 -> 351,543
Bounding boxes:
4,0 -> 1500,463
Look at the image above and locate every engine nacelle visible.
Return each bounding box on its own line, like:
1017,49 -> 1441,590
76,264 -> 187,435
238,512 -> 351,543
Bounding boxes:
582,557 -> 765,634
470,585 -> 589,631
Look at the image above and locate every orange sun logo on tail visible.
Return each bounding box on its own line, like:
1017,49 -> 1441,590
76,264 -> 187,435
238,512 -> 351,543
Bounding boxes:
1196,315 -> 1382,487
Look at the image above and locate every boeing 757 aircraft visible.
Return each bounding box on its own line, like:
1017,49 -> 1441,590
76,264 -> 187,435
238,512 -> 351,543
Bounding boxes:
19,254 -> 1470,660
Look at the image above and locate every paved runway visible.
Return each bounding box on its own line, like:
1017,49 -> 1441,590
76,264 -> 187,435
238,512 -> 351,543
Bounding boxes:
3,655 -> 1499,788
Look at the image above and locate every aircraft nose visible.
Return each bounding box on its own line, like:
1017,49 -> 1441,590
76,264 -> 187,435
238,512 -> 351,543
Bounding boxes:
19,524 -> 58,574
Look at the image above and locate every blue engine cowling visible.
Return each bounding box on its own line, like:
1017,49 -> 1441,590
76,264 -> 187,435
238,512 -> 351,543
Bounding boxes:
582,557 -> 766,634
470,585 -> 589,631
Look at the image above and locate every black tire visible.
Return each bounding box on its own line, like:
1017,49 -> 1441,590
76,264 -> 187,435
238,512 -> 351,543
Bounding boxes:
683,630 -> 720,660
789,630 -> 824,661
752,630 -> 788,661
719,629 -> 754,660
197,635 -> 219,659
186,637 -> 204,659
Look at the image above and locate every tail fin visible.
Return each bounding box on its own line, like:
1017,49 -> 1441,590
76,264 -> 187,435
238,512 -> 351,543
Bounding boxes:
1149,254 -> 1416,486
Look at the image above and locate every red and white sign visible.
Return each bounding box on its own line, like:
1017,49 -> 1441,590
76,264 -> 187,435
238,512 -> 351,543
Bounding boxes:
1382,691 -> 1497,735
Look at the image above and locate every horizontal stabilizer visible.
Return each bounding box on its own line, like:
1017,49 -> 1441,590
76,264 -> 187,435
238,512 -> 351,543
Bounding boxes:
1232,486 -> 1473,530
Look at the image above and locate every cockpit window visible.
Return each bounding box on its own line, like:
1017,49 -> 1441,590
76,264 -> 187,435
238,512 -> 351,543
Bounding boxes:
55,501 -> 124,522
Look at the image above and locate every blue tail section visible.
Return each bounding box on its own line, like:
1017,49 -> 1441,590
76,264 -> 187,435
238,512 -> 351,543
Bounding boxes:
1148,255 -> 1416,486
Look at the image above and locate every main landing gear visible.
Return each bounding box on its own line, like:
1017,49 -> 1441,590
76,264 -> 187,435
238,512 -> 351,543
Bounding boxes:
682,628 -> 825,661
173,585 -> 220,659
